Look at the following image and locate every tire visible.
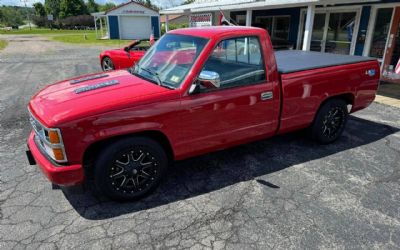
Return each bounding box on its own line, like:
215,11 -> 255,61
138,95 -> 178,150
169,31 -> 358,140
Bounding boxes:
94,137 -> 168,201
101,56 -> 115,71
310,99 -> 348,144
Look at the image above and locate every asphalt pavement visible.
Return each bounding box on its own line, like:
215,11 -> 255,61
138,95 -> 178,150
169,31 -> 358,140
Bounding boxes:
0,36 -> 400,249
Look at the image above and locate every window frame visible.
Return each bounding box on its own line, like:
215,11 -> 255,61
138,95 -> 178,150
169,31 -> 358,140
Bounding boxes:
193,35 -> 268,94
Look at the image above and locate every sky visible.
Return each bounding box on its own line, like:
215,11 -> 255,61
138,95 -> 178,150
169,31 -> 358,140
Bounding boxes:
0,0 -> 184,9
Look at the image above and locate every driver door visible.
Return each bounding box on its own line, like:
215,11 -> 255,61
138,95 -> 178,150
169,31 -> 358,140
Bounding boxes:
175,36 -> 277,158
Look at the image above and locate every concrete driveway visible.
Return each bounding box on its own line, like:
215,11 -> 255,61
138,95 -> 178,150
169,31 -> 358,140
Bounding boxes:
0,36 -> 400,249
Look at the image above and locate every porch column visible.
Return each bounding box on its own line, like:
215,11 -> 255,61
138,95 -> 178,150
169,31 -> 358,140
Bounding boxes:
94,17 -> 98,39
99,17 -> 103,38
302,4 -> 315,51
165,15 -> 169,32
246,10 -> 252,26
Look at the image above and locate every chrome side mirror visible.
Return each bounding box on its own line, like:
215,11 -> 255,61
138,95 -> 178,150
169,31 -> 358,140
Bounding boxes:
198,70 -> 220,89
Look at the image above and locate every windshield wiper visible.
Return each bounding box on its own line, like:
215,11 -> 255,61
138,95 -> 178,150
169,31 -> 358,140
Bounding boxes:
139,67 -> 162,86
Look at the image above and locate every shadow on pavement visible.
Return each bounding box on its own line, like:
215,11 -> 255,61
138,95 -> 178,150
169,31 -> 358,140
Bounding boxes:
63,116 -> 399,220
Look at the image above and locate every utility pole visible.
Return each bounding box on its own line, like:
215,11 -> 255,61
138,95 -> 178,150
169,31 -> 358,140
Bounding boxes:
20,0 -> 32,30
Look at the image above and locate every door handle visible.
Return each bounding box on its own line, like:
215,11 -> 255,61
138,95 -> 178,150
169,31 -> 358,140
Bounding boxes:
261,91 -> 273,101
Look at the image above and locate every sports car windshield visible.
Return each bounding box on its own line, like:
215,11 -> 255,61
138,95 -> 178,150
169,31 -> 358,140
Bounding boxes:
131,34 -> 209,89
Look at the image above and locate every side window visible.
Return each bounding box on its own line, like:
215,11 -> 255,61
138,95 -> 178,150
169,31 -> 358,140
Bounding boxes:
201,36 -> 266,89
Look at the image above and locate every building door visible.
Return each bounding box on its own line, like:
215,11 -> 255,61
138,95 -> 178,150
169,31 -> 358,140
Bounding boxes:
120,16 -> 151,40
300,9 -> 360,55
382,7 -> 400,83
367,7 -> 394,63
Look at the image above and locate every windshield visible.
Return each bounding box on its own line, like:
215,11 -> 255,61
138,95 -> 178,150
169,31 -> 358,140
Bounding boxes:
130,34 -> 209,89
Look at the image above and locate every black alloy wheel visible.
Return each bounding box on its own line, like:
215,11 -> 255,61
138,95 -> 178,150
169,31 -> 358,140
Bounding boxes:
321,106 -> 346,139
311,99 -> 348,144
94,137 -> 167,201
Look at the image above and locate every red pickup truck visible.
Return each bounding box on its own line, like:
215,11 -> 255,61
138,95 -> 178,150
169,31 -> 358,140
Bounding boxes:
26,26 -> 380,201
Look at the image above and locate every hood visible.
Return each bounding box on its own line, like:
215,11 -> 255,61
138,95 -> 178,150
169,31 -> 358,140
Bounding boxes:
29,70 -> 172,126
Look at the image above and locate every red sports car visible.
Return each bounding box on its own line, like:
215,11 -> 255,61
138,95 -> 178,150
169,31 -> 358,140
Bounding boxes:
99,39 -> 153,71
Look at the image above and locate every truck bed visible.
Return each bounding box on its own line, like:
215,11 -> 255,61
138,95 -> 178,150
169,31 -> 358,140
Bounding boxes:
275,50 -> 376,74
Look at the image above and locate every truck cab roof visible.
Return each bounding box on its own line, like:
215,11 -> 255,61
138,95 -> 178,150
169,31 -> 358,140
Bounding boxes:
169,26 -> 266,39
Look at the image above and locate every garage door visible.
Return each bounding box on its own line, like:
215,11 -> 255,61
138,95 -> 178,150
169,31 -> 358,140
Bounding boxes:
120,16 -> 151,40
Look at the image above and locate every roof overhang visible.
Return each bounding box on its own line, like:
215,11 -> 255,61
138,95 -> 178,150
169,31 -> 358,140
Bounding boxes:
91,11 -> 106,17
160,0 -> 380,15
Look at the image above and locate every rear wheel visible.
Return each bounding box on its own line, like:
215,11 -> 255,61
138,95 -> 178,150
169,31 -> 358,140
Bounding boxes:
102,56 -> 114,71
310,99 -> 348,144
94,137 -> 167,201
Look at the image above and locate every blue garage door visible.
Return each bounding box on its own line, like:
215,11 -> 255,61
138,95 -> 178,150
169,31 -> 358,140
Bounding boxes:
151,16 -> 160,38
108,16 -> 119,39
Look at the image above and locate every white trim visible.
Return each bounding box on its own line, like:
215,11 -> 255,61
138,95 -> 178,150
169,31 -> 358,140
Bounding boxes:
105,13 -> 159,17
302,5 -> 315,51
165,14 -> 169,32
382,8 -> 396,72
246,9 -> 252,26
117,15 -> 121,39
351,8 -> 362,55
160,0 -> 380,15
363,6 -> 378,56
321,13 -> 330,52
94,16 -> 98,39
296,10 -> 305,49
107,16 -> 110,39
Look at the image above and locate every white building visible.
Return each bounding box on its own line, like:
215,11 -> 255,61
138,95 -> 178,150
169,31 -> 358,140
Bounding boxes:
92,1 -> 160,40
161,0 -> 400,83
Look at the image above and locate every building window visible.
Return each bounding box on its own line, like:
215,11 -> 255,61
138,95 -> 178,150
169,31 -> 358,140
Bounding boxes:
253,15 -> 292,50
235,15 -> 246,26
254,16 -> 290,40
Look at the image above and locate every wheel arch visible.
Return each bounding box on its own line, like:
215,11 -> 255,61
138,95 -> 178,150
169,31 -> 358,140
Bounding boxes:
311,93 -> 354,124
82,130 -> 175,178
319,93 -> 354,112
100,53 -> 109,62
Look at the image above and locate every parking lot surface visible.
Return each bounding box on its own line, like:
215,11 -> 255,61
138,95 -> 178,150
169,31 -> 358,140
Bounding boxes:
1,36 -> 400,249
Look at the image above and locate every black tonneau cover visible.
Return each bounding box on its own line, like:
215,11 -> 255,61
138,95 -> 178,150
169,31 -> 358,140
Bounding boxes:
275,50 -> 376,74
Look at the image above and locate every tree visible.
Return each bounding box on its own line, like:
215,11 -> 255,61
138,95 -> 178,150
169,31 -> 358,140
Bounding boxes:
44,0 -> 61,19
0,7 -> 25,27
33,2 -> 46,17
86,0 -> 99,13
99,2 -> 116,12
59,0 -> 87,19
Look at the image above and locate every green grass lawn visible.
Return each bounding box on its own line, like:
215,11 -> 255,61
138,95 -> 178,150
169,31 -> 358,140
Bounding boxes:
0,28 -> 95,35
0,39 -> 8,50
51,32 -> 128,46
0,28 -> 131,46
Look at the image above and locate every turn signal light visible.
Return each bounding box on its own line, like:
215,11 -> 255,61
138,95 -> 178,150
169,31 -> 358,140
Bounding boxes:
52,148 -> 65,161
48,130 -> 61,144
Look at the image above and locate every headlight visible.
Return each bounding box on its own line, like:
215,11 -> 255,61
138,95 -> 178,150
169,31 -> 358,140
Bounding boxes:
29,111 -> 68,163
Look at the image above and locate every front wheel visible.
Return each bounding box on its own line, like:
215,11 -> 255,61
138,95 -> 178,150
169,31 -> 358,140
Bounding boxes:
94,137 -> 168,201
310,99 -> 348,144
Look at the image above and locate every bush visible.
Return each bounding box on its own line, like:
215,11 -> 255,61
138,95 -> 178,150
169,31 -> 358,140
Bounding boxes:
32,14 -> 94,29
60,15 -> 94,29
32,16 -> 50,28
